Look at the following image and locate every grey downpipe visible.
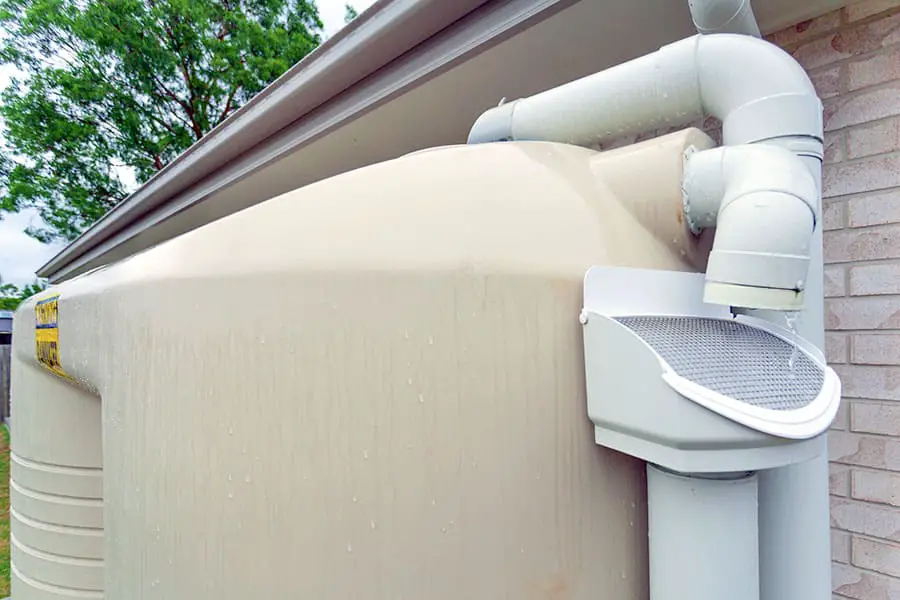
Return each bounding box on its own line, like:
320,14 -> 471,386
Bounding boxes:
648,466 -> 759,600
688,4 -> 831,600
688,0 -> 761,37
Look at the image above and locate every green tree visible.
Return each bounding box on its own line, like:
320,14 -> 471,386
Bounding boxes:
344,4 -> 358,24
0,280 -> 47,311
0,0 -> 323,243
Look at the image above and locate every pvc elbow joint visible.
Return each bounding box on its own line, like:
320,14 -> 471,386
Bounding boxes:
466,33 -> 822,149
683,145 -> 818,311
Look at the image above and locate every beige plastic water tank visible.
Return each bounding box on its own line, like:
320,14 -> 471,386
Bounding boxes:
11,128 -> 714,599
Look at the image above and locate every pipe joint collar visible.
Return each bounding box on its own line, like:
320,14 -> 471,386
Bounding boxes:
467,100 -> 518,144
683,144 -> 818,310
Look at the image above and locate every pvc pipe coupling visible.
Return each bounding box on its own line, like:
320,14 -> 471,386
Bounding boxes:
682,144 -> 818,311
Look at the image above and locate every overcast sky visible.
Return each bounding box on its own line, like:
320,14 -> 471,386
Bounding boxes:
0,0 -> 377,286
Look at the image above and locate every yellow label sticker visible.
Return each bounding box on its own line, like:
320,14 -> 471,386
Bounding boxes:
35,294 -> 72,380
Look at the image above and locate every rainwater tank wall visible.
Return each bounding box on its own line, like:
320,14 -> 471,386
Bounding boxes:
12,128 -> 714,599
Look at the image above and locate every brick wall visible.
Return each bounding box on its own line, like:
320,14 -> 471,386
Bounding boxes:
769,2 -> 900,598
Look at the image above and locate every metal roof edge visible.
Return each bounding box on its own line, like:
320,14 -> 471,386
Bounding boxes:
37,0 -> 491,279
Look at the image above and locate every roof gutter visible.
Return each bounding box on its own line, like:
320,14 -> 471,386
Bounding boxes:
37,0 -> 491,280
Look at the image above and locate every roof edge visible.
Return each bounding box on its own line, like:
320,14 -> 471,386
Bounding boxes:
38,0 -> 491,279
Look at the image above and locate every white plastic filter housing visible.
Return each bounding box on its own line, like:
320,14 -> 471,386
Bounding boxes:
581,266 -> 841,473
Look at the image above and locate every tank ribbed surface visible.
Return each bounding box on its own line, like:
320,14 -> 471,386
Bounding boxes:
10,453 -> 103,598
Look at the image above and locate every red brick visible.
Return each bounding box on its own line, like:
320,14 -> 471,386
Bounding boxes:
793,12 -> 900,70
834,529 -> 853,563
832,462 -> 853,496
814,65 -> 845,99
829,332 -> 851,363
768,11 -> 842,47
853,469 -> 900,507
833,562 -> 900,598
848,190 -> 900,227
850,263 -> 900,296
826,265 -> 849,297
824,225 -> 900,262
853,401 -> 900,435
824,199 -> 847,231
824,155 -> 900,198
826,296 -> 900,330
830,429 -> 900,469
831,498 -> 900,540
852,333 -> 900,364
846,0 -> 900,23
849,46 -> 900,91
833,364 -> 900,401
853,536 -> 900,577
825,83 -> 900,132
847,117 -> 900,158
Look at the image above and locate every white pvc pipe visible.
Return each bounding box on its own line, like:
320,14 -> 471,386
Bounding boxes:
749,152 -> 832,600
467,34 -> 822,149
683,144 -> 818,310
648,466 -> 759,600
466,22 -> 834,600
689,0 -> 761,37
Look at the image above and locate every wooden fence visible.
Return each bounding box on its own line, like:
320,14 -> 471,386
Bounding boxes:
0,344 -> 9,422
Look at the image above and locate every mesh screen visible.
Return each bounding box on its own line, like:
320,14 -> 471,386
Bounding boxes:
613,316 -> 824,411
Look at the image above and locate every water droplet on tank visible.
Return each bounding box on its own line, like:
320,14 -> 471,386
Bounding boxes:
370,520 -> 377,530
362,449 -> 369,460
347,542 -> 353,553
244,473 -> 251,483
352,495 -> 359,503
418,393 -> 425,403
407,378 -> 413,386
431,499 -> 436,506
621,572 -> 627,580
228,426 -> 233,435
227,473 -> 232,482
403,330 -> 409,340
227,491 -> 233,499
428,336 -> 434,346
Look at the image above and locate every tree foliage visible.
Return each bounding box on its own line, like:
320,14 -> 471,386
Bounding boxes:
344,4 -> 358,24
0,0 -> 323,243
0,280 -> 47,311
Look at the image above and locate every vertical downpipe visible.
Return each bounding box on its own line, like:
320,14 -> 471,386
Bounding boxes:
755,149 -> 831,600
648,466 -> 760,600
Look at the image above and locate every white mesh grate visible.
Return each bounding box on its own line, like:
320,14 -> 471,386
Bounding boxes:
613,316 -> 825,411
